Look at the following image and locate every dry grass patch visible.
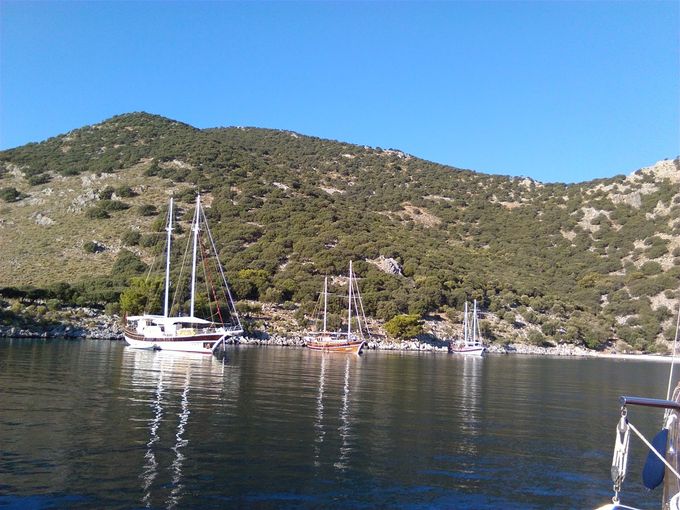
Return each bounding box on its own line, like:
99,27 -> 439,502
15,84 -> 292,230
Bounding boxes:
0,163 -> 194,287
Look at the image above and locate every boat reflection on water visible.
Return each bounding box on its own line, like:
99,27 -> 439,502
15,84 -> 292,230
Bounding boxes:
336,356 -> 353,470
123,349 -> 237,508
311,353 -> 362,472
460,355 -> 482,435
313,354 -> 327,467
453,354 -> 483,466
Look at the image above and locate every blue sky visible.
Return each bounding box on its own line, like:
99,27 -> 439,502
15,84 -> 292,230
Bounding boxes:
1,1 -> 678,183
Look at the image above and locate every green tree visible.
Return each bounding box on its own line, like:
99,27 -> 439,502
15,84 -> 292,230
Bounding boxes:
119,276 -> 163,315
384,314 -> 422,339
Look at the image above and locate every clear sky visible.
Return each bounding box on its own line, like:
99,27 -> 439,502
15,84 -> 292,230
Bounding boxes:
1,1 -> 678,183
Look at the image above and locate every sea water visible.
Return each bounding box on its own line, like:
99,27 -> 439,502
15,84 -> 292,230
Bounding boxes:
0,338 -> 670,509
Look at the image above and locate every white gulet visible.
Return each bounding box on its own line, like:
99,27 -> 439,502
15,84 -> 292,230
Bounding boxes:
449,300 -> 486,356
124,195 -> 243,354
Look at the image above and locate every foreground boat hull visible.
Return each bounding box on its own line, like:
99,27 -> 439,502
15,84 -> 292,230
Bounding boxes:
123,328 -> 227,354
306,340 -> 365,355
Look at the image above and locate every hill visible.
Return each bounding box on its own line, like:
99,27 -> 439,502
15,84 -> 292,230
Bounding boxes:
1,112 -> 679,351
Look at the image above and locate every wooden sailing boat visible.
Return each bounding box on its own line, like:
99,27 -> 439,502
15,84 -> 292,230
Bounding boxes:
305,261 -> 369,355
449,300 -> 486,356
123,195 -> 243,354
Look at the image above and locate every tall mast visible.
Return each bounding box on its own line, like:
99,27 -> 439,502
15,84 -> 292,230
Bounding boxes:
323,276 -> 328,334
463,301 -> 469,343
347,261 -> 353,338
189,195 -> 200,318
472,299 -> 478,343
163,197 -> 174,317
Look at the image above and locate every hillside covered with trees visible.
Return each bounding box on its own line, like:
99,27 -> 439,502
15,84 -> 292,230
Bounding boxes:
1,112 -> 679,351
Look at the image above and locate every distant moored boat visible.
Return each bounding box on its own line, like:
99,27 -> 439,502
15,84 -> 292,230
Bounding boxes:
449,300 -> 486,356
305,261 -> 369,355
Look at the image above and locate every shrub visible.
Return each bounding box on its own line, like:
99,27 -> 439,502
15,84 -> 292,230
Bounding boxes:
121,230 -> 141,246
115,186 -> 136,198
581,321 -> 610,350
235,301 -> 262,314
0,187 -> 23,202
105,302 -> 121,315
46,299 -> 61,311
111,249 -> 147,275
85,207 -> 110,219
99,199 -> 129,211
139,234 -> 158,248
541,320 -> 558,337
83,241 -> 103,253
99,186 -> 115,200
641,261 -> 663,276
27,173 -> 51,186
138,204 -> 158,216
527,330 -> 547,346
479,320 -> 495,340
384,314 -> 422,339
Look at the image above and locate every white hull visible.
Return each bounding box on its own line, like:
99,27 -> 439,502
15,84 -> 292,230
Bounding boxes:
123,333 -> 227,355
450,345 -> 486,356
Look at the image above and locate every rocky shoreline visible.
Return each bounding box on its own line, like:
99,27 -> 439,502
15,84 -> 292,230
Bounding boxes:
0,309 -> 123,340
230,333 -> 598,356
0,312 -> 609,358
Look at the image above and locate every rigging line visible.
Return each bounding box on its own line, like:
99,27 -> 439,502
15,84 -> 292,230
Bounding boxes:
200,205 -> 241,328
201,215 -> 233,324
354,276 -> 372,338
146,238 -> 169,314
207,259 -> 225,325
198,233 -> 214,321
171,223 -> 194,315
627,421 -> 680,481
144,204 -> 174,285
348,274 -> 365,340
666,304 -> 680,401
310,276 -> 331,331
141,232 -> 167,314
349,280 -> 360,340
200,232 -> 223,324
310,291 -> 322,330
143,232 -> 163,284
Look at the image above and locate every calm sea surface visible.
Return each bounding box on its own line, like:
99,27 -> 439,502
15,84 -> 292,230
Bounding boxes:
0,338 -> 673,509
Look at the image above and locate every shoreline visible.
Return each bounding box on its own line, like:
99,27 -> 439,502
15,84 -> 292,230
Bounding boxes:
1,333 -> 674,362
232,335 -> 675,361
0,311 -> 673,361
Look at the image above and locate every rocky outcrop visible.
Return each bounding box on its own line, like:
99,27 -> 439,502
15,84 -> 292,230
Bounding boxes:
367,256 -> 403,276
0,309 -> 122,339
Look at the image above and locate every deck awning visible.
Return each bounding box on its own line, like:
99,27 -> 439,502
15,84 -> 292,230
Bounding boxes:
126,314 -> 215,326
